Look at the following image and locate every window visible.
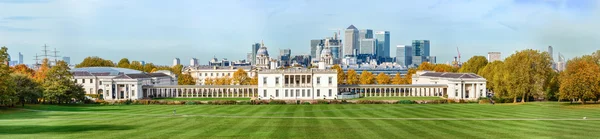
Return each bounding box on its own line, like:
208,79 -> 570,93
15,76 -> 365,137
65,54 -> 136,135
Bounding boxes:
263,89 -> 267,97
296,89 -> 300,97
205,73 -> 207,76
89,88 -> 93,94
290,90 -> 294,97
99,81 -> 102,85
90,79 -> 93,83
228,73 -> 230,76
275,77 -> 279,85
222,73 -> 224,76
328,89 -> 332,97
317,89 -> 320,97
317,77 -> 321,84
74,79 -> 77,83
276,90 -> 279,97
307,90 -> 311,97
328,77 -> 332,84
211,73 -> 213,76
132,90 -> 135,96
455,89 -> 459,97
82,79 -> 85,83
263,77 -> 267,84
480,89 -> 483,97
285,90 -> 288,97
302,90 -> 305,97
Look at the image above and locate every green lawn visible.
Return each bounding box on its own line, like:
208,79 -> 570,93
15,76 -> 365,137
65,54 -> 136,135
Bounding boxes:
2,103 -> 600,138
353,97 -> 444,100
152,97 -> 251,101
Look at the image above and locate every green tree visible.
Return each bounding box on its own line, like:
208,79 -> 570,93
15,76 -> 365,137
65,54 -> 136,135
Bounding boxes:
143,63 -> 156,73
346,69 -> 359,85
129,61 -> 143,71
117,58 -> 130,68
331,64 -> 345,85
559,55 -> 600,104
359,70 -> 375,84
459,56 -> 488,73
0,46 -> 16,106
178,73 -> 196,85
172,64 -> 183,76
503,49 -> 552,103
11,74 -> 43,106
75,56 -> 115,68
478,61 -> 503,93
232,68 -> 249,85
375,72 -> 390,84
43,61 -> 84,104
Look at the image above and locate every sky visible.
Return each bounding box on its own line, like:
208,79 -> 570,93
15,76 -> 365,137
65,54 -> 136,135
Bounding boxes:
1,0 -> 599,65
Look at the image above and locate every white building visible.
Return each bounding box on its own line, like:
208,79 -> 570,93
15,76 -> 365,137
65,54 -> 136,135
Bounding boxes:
71,67 -> 177,100
256,41 -> 271,69
487,52 -> 501,62
412,71 -> 487,100
258,69 -> 338,100
190,58 -> 198,66
173,58 -> 180,66
183,66 -> 255,85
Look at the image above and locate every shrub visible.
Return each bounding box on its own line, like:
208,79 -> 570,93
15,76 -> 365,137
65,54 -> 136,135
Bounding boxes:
269,100 -> 287,105
356,100 -> 387,104
237,101 -> 251,105
210,100 -> 237,105
397,100 -> 414,104
317,100 -> 329,104
303,102 -> 311,105
330,100 -> 342,104
85,94 -> 100,98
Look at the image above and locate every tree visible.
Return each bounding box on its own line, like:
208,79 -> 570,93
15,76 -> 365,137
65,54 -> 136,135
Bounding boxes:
249,74 -> 258,85
559,56 -> 600,104
10,64 -> 35,77
43,61 -> 84,104
117,58 -> 130,68
391,72 -> 405,84
178,73 -> 196,85
433,64 -> 454,72
204,78 -> 215,85
0,46 -> 16,106
404,68 -> 417,84
143,63 -> 156,73
376,72 -> 390,84
172,64 -> 183,76
503,49 -> 552,103
478,61 -> 503,93
11,74 -> 42,106
129,61 -> 143,71
34,58 -> 50,83
417,62 -> 435,71
75,56 -> 115,68
232,68 -> 250,85
459,56 -> 488,74
331,64 -> 345,85
359,70 -> 375,84
215,76 -> 232,85
545,71 -> 560,101
346,69 -> 359,85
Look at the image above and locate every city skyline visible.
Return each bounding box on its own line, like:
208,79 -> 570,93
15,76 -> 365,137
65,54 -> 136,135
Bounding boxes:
1,0 -> 599,65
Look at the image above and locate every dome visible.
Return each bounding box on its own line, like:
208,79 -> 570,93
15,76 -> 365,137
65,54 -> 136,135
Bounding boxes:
257,46 -> 269,56
320,47 -> 332,57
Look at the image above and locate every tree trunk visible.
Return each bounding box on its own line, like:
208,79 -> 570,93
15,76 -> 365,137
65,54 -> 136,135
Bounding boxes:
522,93 -> 526,103
513,96 -> 517,103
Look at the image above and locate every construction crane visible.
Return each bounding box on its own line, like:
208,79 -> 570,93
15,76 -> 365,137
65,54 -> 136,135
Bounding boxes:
456,47 -> 461,64
452,47 -> 462,67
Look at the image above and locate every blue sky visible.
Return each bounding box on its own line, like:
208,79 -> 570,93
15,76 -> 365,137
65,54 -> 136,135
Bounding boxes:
1,0 -> 598,65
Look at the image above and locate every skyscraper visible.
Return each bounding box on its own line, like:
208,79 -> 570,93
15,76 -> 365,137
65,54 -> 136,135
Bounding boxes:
359,39 -> 377,55
411,40 -> 430,65
173,58 -> 180,66
359,29 -> 373,40
18,52 -> 23,64
279,49 -> 291,66
344,25 -> 359,57
396,45 -> 412,66
375,31 -> 390,58
548,46 -> 553,61
251,43 -> 261,65
62,57 -> 70,65
310,39 -> 324,58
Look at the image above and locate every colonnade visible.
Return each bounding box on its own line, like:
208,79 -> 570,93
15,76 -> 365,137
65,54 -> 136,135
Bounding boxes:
339,87 -> 446,97
145,87 -> 258,98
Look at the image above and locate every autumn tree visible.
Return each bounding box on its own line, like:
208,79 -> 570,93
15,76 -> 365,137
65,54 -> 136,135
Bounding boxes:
391,72 -> 405,84
43,61 -> 85,104
359,70 -> 375,84
404,68 -> 417,84
559,55 -> 600,104
331,64 -> 345,85
433,64 -> 454,72
232,68 -> 250,85
503,49 -> 552,103
477,61 -> 503,94
204,78 -> 215,85
0,46 -> 16,106
129,61 -> 143,71
143,63 -> 156,73
75,56 -> 115,68
172,64 -> 183,76
459,56 -> 488,73
10,64 -> 35,77
34,59 -> 50,83
417,62 -> 435,71
248,74 -> 258,85
178,73 -> 196,85
117,58 -> 130,68
376,72 -> 390,84
11,74 -> 42,106
346,69 -> 359,85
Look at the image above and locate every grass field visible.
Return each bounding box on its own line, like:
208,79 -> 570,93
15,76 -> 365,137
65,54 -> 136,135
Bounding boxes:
2,103 -> 600,138
152,97 -> 251,101
352,97 -> 444,100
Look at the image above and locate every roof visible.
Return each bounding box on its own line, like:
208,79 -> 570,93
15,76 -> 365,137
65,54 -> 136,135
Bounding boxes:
71,67 -> 143,76
148,73 -> 170,77
72,71 -> 93,76
346,25 -> 357,30
125,73 -> 151,79
420,72 -> 483,79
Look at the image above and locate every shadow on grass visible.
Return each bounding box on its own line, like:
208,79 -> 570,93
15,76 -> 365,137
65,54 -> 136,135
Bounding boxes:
24,104 -> 125,112
0,125 -> 135,134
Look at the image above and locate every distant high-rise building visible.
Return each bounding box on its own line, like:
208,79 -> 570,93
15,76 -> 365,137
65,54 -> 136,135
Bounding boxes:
18,52 -> 23,64
141,61 -> 146,66
548,46 -> 553,61
62,57 -> 70,65
344,25 -> 359,57
557,52 -> 566,71
396,45 -> 413,66
359,39 -> 377,55
279,48 -> 292,66
247,53 -> 253,63
251,43 -> 261,65
359,29 -> 373,40
487,52 -> 501,62
411,40 -> 430,65
375,31 -> 390,58
310,39 -> 324,58
173,58 -> 180,66
330,46 -> 341,59
190,58 -> 198,66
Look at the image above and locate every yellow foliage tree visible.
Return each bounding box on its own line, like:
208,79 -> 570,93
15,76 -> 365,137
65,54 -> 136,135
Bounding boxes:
417,62 -> 435,71
359,70 -> 375,84
433,64 -> 454,72
559,55 -> 600,104
178,73 -> 196,85
34,58 -> 50,83
10,64 -> 35,77
376,72 -> 390,84
232,68 -> 249,85
249,74 -> 258,85
204,78 -> 214,85
346,69 -> 359,85
404,68 -> 417,84
331,64 -> 345,85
